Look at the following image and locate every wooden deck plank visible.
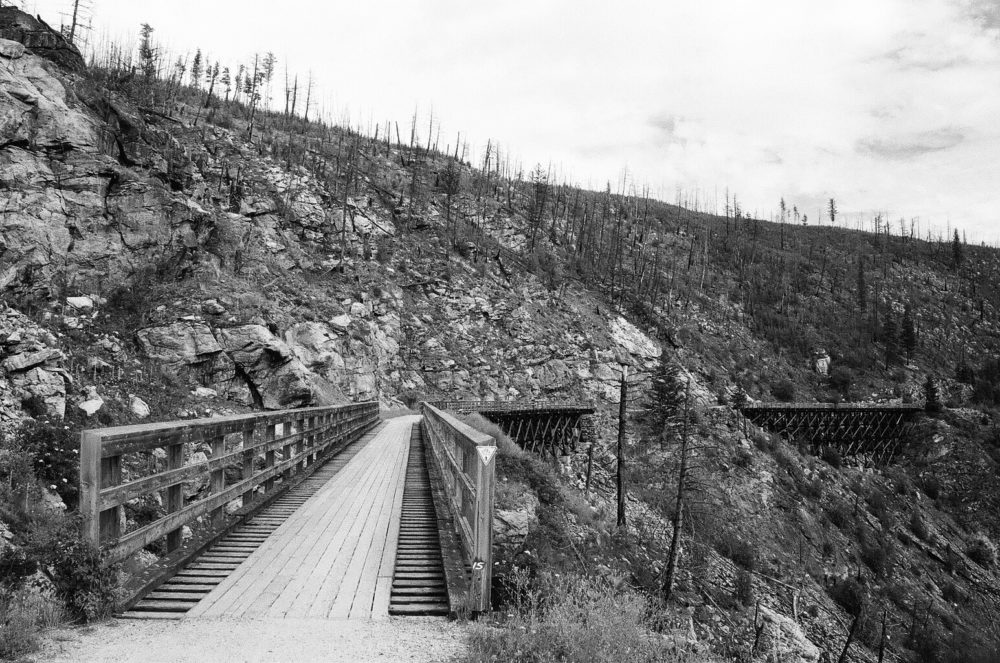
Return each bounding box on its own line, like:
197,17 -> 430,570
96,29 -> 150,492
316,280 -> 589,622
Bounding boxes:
341,431 -> 409,619
265,431 -> 401,619
188,417 -> 417,620
249,436 -> 394,618
300,427 -> 405,619
352,429 -> 410,619
191,432 -> 387,618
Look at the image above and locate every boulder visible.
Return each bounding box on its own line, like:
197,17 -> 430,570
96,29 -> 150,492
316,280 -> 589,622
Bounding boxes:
10,366 -> 65,417
329,314 -> 351,331
0,9 -> 86,72
2,348 -> 61,372
78,386 -> 104,416
136,321 -> 235,388
756,606 -> 820,663
812,349 -> 831,376
0,37 -> 24,59
129,394 -> 150,419
191,386 -> 218,399
66,295 -> 94,311
216,325 -> 314,409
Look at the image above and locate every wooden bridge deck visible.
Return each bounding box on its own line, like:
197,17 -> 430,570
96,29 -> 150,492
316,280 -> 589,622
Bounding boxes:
186,416 -> 416,621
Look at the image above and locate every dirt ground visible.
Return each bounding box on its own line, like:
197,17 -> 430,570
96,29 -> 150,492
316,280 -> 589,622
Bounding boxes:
32,616 -> 468,663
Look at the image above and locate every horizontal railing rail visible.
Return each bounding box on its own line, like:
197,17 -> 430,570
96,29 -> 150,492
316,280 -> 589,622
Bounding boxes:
80,402 -> 380,564
421,402 -> 496,613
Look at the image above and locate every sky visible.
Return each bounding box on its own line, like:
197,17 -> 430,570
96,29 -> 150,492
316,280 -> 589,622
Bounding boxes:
22,0 -> 1000,242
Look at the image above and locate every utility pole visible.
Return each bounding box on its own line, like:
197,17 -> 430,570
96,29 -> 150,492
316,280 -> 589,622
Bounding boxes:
616,365 -> 628,527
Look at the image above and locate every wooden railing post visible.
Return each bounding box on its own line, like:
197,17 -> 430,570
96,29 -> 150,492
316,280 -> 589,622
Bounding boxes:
241,427 -> 255,507
305,414 -> 315,467
80,430 -> 102,548
165,440 -> 184,552
209,433 -> 225,528
264,421 -> 276,493
281,419 -> 293,482
470,444 -> 496,611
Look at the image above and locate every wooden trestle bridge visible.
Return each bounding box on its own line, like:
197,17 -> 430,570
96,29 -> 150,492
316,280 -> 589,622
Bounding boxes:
79,399 -> 589,621
739,402 -> 923,465
427,400 -> 595,457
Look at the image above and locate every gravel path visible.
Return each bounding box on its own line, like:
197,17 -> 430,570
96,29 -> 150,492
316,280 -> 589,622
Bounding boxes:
35,616 -> 468,663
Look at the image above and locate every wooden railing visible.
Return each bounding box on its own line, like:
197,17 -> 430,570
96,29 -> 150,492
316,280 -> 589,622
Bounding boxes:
421,402 -> 496,612
80,402 -> 379,564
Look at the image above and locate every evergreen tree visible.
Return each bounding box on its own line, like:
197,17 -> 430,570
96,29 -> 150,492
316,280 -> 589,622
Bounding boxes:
220,67 -> 231,103
901,304 -> 917,361
190,49 -> 202,88
138,23 -> 157,80
952,229 -> 963,270
924,375 -> 942,413
828,198 -> 837,224
645,358 -> 685,443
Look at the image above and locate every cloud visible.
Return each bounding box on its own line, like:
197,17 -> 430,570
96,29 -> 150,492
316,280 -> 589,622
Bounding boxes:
857,129 -> 966,160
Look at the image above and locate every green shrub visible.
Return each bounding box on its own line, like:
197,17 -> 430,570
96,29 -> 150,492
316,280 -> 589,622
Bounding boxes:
25,517 -> 119,622
771,379 -> 796,402
920,474 -> 941,500
828,578 -> 866,617
0,546 -> 38,591
967,532 -> 997,568
829,367 -> 854,397
826,501 -> 852,529
860,537 -> 895,578
465,571 -> 702,663
461,413 -> 524,459
12,419 -> 80,509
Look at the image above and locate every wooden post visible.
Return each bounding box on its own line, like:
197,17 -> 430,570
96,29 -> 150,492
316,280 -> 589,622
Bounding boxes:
305,415 -> 316,467
470,443 -> 496,612
294,415 -> 305,473
241,427 -> 255,507
165,440 -> 184,552
100,453 -> 122,543
80,430 -> 103,548
281,419 -> 293,481
264,421 -> 276,493
209,433 -> 225,529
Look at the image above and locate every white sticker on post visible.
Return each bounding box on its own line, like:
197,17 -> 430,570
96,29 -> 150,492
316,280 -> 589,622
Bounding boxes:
477,446 -> 497,465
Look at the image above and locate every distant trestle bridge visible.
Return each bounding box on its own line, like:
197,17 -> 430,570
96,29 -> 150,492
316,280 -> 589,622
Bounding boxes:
739,402 -> 923,465
427,400 -> 596,457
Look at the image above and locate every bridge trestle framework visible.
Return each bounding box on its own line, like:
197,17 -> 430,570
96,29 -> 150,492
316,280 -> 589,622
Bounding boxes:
427,400 -> 596,457
740,403 -> 922,466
